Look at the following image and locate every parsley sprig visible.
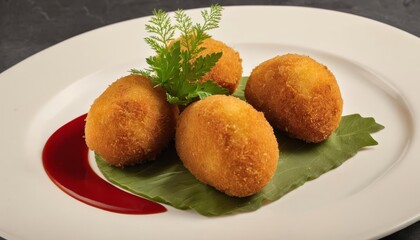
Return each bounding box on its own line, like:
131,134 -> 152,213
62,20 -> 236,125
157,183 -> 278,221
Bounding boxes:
131,5 -> 228,105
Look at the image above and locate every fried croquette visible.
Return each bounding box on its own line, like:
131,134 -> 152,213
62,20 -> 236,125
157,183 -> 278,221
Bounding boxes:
245,54 -> 343,143
175,95 -> 279,197
197,38 -> 242,93
85,74 -> 178,166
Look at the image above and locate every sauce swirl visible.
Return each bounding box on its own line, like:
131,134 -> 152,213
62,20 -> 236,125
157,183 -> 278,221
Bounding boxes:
42,114 -> 166,214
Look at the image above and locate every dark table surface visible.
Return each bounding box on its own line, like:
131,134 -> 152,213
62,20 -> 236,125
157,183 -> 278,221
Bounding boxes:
1,0 -> 419,239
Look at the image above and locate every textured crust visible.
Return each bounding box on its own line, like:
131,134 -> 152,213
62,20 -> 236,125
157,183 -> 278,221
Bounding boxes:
175,95 -> 279,197
245,54 -> 343,142
197,38 -> 243,94
85,74 -> 178,166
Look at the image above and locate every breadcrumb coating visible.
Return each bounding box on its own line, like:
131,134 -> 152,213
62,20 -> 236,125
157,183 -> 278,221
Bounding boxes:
197,38 -> 243,94
175,95 -> 279,197
245,54 -> 343,142
85,74 -> 178,166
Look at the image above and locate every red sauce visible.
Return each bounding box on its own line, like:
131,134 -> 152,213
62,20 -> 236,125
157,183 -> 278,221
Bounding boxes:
42,114 -> 166,214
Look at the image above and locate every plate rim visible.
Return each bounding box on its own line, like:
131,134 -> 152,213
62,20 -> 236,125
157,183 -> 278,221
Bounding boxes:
0,5 -> 419,240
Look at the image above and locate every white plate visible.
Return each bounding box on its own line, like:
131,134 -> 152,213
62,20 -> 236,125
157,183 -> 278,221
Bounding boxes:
0,6 -> 419,240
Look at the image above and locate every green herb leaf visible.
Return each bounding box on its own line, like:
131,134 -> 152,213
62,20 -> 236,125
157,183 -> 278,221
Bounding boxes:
96,78 -> 384,216
232,76 -> 248,100
131,5 -> 228,105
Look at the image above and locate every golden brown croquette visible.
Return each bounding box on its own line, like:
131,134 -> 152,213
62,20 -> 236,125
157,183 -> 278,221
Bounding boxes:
245,54 -> 343,143
196,38 -> 242,94
175,95 -> 279,197
85,74 -> 178,166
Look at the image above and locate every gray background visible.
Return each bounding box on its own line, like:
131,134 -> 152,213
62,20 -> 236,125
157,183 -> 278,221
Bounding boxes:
1,0 -> 419,239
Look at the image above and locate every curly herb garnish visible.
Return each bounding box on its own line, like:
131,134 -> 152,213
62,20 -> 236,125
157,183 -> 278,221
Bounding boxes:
131,5 -> 228,105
